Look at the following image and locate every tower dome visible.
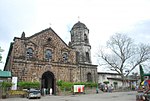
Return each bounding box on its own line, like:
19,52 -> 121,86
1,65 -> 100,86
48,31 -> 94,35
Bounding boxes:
71,21 -> 87,30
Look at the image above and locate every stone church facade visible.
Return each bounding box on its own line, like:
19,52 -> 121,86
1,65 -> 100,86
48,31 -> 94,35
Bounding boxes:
4,21 -> 98,94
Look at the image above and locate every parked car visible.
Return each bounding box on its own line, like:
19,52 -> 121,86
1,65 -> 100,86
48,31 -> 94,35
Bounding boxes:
27,88 -> 41,99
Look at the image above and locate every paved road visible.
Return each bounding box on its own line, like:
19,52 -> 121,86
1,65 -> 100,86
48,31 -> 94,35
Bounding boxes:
1,91 -> 136,101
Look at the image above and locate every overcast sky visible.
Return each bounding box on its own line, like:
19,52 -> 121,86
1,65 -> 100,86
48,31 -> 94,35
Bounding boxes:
0,0 -> 150,72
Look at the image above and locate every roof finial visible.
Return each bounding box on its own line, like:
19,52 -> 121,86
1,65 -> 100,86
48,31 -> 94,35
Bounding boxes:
78,16 -> 80,22
49,23 -> 52,28
21,32 -> 25,39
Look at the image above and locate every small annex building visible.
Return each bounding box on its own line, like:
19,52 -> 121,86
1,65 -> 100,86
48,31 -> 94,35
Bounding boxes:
0,71 -> 11,98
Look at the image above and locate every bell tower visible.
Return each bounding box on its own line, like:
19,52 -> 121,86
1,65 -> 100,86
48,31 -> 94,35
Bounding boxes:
70,21 -> 91,64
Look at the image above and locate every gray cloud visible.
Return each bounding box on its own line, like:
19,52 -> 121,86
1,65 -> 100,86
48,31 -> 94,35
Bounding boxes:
126,20 -> 150,44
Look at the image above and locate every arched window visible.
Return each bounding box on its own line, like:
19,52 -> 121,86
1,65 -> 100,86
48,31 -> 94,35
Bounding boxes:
84,34 -> 88,43
86,52 -> 90,62
76,51 -> 80,63
63,53 -> 68,62
26,48 -> 33,58
87,73 -> 92,82
45,49 -> 52,60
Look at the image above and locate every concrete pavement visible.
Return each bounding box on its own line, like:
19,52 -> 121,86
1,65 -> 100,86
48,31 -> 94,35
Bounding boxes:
1,91 -> 136,101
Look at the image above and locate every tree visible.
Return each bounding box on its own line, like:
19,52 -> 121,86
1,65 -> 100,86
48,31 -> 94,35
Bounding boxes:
97,33 -> 150,87
0,46 -> 4,62
139,65 -> 144,83
1,81 -> 12,98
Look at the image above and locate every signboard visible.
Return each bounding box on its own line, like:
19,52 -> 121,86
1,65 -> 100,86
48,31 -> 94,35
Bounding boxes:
11,77 -> 18,90
73,85 -> 84,93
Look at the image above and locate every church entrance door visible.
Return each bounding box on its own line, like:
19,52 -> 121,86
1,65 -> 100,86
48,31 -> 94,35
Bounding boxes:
41,71 -> 55,95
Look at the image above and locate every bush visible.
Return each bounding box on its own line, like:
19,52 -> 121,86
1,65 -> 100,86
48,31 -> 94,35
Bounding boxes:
113,82 -> 118,85
56,80 -> 98,92
84,82 -> 97,88
56,80 -> 63,87
57,81 -> 73,91
18,81 -> 40,89
1,81 -> 13,96
8,90 -> 27,96
1,81 -> 12,88
103,81 -> 109,85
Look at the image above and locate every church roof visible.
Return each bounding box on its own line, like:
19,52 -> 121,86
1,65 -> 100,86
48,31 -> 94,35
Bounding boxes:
71,21 -> 88,30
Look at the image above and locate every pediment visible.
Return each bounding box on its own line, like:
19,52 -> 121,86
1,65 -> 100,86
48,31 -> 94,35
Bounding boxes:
26,27 -> 70,48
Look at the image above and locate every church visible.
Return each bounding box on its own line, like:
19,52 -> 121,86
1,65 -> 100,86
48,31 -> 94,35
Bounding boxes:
4,21 -> 98,94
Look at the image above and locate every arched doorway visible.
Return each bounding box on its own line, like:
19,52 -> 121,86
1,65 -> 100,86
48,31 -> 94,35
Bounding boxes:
87,72 -> 92,82
41,71 -> 55,95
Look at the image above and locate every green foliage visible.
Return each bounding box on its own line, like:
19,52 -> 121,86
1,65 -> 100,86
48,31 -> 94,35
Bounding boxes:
103,81 -> 109,84
8,90 -> 27,96
139,64 -> 144,83
18,81 -> 40,89
57,81 -> 73,91
0,55 -> 2,61
113,82 -> 118,85
56,80 -> 97,91
73,82 -> 97,87
73,82 -> 85,85
1,81 -> 12,95
0,46 -> 4,62
1,81 -> 12,88
131,85 -> 135,90
56,80 -> 63,86
84,82 -> 98,88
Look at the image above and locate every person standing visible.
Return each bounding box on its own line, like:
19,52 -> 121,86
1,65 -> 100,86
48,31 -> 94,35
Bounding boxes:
49,88 -> 52,95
